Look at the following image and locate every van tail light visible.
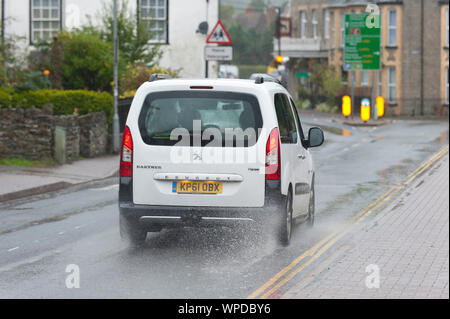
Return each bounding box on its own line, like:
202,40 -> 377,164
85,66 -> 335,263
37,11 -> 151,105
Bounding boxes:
266,128 -> 281,180
120,126 -> 133,177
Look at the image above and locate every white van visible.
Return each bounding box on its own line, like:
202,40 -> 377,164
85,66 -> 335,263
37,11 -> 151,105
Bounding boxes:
119,75 -> 324,246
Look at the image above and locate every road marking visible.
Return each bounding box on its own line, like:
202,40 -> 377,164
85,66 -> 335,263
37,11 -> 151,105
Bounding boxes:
247,145 -> 449,299
7,247 -> 19,252
58,231 -> 65,235
352,143 -> 360,148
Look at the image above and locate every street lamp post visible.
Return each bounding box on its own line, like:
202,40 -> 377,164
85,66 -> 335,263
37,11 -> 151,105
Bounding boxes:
112,0 -> 120,153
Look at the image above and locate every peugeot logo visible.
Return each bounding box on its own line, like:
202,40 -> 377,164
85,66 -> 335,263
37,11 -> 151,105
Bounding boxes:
192,152 -> 202,161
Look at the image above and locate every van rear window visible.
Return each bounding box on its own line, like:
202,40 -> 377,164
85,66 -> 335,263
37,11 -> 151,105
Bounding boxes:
138,91 -> 263,147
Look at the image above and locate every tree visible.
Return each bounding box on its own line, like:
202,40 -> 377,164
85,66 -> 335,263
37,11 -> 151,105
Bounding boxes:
220,4 -> 235,28
58,30 -> 123,92
250,0 -> 268,12
94,0 -> 162,66
308,61 -> 342,107
0,35 -> 29,88
228,23 -> 274,65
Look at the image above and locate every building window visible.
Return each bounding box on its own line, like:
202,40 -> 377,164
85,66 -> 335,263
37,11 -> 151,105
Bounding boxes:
446,67 -> 449,104
140,0 -> 168,43
361,70 -> 369,87
330,11 -> 335,48
300,11 -> 307,39
340,12 -> 345,48
388,67 -> 396,103
388,9 -> 397,46
312,10 -> 318,39
30,0 -> 61,43
323,9 -> 329,39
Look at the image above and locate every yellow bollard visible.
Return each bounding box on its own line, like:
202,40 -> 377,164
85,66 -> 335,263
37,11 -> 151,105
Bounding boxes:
376,96 -> 384,118
342,95 -> 351,118
361,98 -> 371,123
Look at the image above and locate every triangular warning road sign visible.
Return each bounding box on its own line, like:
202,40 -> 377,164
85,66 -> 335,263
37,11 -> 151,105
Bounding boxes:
206,20 -> 232,45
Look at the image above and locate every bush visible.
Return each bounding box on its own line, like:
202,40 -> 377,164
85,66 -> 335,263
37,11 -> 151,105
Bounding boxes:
316,102 -> 339,114
60,31 -> 121,92
238,65 -> 267,79
297,99 -> 311,110
120,64 -> 180,97
0,88 -> 113,120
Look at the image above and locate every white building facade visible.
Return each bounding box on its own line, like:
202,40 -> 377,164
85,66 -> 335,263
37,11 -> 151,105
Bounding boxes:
1,0 -> 219,78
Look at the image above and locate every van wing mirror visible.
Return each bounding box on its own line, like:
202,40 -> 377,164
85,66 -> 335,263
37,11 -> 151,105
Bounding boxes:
307,127 -> 324,148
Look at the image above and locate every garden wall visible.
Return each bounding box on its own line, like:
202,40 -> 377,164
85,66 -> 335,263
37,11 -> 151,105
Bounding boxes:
0,106 -> 108,162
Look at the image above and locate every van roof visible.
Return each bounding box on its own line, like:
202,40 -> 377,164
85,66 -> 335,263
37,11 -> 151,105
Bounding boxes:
141,78 -> 285,90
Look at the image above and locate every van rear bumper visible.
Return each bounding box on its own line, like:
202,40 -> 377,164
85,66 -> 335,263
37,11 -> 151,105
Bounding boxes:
119,177 -> 283,228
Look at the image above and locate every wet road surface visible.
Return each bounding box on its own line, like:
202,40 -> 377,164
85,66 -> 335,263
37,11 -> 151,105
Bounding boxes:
0,115 -> 448,298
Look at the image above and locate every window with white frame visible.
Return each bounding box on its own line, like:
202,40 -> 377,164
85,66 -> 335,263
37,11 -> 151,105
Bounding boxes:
330,11 -> 335,48
140,0 -> 168,43
361,70 -> 369,87
340,12 -> 345,48
300,11 -> 307,38
323,9 -> 329,39
31,0 -> 61,43
388,67 -> 396,103
312,10 -> 318,39
388,9 -> 397,46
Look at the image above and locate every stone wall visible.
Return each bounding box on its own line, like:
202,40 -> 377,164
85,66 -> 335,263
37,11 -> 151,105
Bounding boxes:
0,106 -> 108,162
78,112 -> 107,158
54,115 -> 80,162
0,106 -> 54,160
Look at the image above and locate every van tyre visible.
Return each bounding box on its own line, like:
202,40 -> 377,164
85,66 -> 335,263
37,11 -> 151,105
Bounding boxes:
279,189 -> 293,246
307,179 -> 315,227
120,214 -> 147,246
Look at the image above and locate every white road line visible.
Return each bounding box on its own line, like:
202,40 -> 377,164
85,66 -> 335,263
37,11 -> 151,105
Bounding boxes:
7,247 -> 19,252
352,143 -> 360,148
343,148 -> 350,152
58,231 -> 65,235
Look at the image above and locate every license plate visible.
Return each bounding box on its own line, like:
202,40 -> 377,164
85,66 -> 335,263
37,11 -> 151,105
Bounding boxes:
172,181 -> 222,194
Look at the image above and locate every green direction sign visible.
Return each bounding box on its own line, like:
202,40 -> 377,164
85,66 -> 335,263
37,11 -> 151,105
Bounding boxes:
344,13 -> 381,70
296,72 -> 310,79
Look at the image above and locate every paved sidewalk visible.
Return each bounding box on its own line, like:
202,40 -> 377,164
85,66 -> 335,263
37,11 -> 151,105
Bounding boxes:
283,153 -> 449,299
0,156 -> 119,202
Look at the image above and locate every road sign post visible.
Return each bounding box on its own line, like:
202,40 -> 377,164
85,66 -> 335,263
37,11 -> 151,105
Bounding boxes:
205,20 -> 232,78
344,13 -> 381,121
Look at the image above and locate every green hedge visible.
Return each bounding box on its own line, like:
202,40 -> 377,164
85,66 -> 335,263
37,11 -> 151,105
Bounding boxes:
0,88 -> 113,121
238,65 -> 268,79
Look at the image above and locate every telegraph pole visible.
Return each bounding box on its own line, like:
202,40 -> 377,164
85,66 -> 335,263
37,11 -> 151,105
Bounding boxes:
112,0 -> 120,153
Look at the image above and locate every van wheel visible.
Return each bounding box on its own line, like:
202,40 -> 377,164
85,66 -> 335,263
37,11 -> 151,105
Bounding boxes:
307,181 -> 315,227
120,215 -> 147,246
279,189 -> 293,246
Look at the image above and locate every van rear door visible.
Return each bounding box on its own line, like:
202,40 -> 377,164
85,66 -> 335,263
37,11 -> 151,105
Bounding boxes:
132,90 -> 266,208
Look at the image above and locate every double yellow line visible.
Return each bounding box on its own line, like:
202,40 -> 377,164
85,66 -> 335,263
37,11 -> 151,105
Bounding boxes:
247,145 -> 449,299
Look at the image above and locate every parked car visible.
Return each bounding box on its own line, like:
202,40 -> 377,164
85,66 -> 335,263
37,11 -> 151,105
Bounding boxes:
119,74 -> 324,246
